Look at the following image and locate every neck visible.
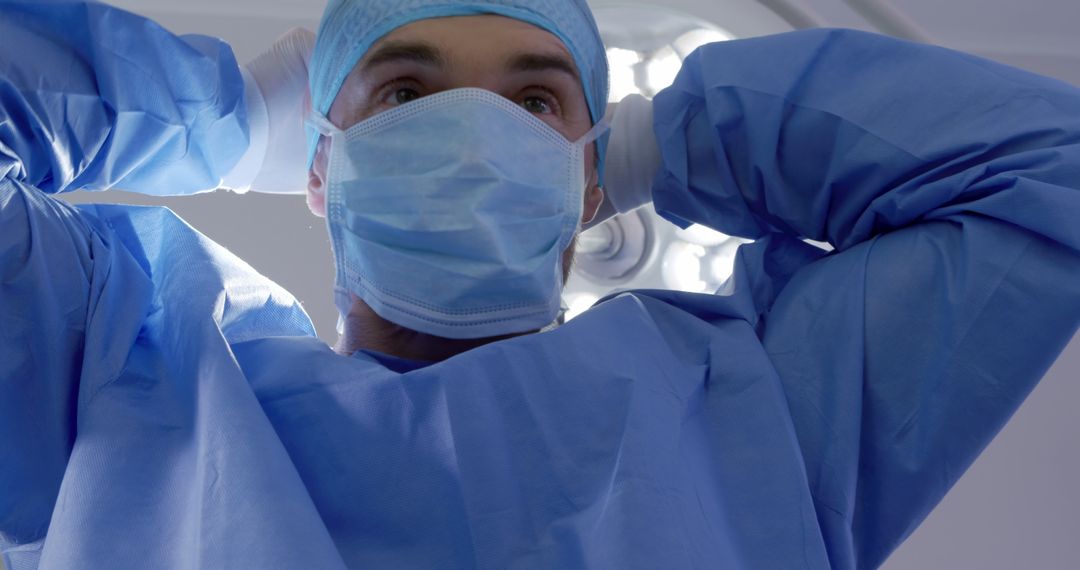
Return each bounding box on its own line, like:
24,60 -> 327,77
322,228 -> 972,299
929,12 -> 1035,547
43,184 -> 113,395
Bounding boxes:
334,299 -> 529,363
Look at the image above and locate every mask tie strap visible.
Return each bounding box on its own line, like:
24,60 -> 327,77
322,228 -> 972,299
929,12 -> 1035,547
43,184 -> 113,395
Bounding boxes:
306,112 -> 342,138
575,112 -> 613,146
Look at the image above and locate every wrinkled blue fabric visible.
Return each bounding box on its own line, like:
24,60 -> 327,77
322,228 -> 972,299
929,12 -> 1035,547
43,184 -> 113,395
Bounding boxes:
2,3 -> 1079,570
307,0 -> 610,184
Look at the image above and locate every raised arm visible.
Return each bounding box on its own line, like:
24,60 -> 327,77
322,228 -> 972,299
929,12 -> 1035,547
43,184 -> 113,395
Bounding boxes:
651,29 -> 1080,567
0,0 -> 261,195
652,28 -> 1080,251
0,1 -> 272,550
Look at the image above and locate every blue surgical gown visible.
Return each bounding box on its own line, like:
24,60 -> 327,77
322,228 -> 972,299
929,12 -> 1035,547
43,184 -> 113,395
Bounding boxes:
2,2 -> 1079,569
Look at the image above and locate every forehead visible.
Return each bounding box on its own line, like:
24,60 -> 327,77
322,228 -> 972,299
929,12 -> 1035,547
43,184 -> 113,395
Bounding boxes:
358,15 -> 579,76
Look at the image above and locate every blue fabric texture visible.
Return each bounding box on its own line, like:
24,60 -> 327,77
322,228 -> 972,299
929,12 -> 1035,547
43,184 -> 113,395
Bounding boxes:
307,0 -> 610,184
2,2 -> 1079,569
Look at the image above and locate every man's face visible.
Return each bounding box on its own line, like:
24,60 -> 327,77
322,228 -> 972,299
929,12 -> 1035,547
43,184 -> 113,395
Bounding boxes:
307,15 -> 605,279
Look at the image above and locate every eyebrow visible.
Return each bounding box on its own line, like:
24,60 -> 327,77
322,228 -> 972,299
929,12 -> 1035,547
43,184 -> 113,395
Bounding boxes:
360,41 -> 581,86
505,52 -> 582,86
360,41 -> 447,72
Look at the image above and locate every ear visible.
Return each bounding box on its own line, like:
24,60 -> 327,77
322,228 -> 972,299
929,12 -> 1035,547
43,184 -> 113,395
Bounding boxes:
307,135 -> 329,218
581,157 -> 604,225
582,182 -> 604,225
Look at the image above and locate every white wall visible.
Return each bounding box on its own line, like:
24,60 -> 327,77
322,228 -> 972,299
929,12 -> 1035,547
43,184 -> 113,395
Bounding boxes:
883,332 -> 1080,569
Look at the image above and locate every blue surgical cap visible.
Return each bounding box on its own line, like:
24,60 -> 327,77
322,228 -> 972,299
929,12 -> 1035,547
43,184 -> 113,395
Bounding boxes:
308,0 -> 611,185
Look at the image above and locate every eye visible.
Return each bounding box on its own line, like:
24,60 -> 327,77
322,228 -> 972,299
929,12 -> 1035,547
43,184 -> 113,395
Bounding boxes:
521,95 -> 552,114
375,79 -> 425,108
518,85 -> 563,116
392,87 -> 421,105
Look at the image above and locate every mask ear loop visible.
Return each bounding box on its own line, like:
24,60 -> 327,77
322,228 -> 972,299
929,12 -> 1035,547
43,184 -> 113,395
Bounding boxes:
307,112 -> 351,337
569,112 -> 613,232
306,112 -> 341,138
305,112 -> 343,178
574,112 -> 613,146
544,117 -> 612,335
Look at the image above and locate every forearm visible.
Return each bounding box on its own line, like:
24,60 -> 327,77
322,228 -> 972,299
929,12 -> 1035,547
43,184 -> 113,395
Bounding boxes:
651,28 -> 1080,253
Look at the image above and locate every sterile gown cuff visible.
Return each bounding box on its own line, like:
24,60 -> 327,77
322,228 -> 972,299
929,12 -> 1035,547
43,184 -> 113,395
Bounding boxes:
222,68 -> 270,193
605,94 -> 661,214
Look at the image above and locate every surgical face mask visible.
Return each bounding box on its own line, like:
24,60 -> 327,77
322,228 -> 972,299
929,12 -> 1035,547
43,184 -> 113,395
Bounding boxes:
310,88 -> 610,339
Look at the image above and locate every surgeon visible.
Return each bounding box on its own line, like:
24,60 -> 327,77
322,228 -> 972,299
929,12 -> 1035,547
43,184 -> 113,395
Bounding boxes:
1,0 -> 1078,568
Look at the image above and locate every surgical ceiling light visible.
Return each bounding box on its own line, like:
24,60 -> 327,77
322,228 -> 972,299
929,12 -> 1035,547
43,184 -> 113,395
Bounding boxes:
564,292 -> 601,321
561,5 -> 744,321
597,5 -> 734,100
606,47 -> 644,102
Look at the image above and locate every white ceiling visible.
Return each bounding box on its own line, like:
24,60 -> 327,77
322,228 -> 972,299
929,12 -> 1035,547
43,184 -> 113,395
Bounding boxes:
804,0 -> 1080,84
112,0 -> 1080,85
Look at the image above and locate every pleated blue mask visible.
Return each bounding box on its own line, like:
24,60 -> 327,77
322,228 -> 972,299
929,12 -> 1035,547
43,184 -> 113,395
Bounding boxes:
310,88 -> 610,339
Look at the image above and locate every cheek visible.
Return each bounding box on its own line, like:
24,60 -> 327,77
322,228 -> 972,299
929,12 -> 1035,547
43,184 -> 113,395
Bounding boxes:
591,140 -> 602,173
560,236 -> 576,283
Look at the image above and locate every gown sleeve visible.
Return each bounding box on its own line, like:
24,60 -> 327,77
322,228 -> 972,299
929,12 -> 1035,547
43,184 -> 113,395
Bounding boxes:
0,0 -> 258,196
651,28 -> 1080,568
0,0 -> 258,547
